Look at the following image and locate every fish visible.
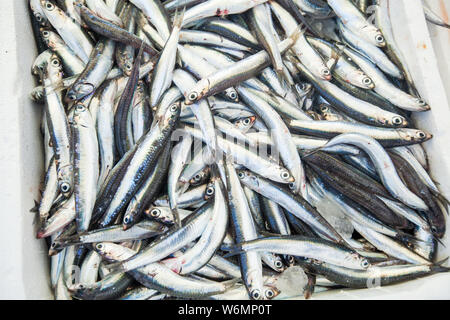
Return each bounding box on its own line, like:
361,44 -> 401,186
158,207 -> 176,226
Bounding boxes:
29,0 -> 449,300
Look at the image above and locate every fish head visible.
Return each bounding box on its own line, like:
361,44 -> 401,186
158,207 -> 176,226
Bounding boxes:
204,181 -> 215,200
373,31 -> 386,48
31,49 -> 52,76
40,1 -> 67,28
72,102 -> 92,126
361,75 -> 375,89
385,115 -> 408,128
320,67 -> 332,81
117,53 -> 134,77
66,82 -> 95,102
263,285 -> 280,300
233,116 -> 256,132
160,102 -> 181,127
225,89 -> 239,102
185,79 -> 209,105
40,29 -> 63,50
145,206 -> 175,226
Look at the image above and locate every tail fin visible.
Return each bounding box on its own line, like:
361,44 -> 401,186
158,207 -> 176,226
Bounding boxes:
104,261 -> 126,276
222,277 -> 242,290
30,200 -> 39,213
172,7 -> 186,31
222,244 -> 244,258
431,257 -> 450,273
302,147 -> 323,159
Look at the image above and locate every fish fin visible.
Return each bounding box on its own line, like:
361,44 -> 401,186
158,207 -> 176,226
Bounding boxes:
172,6 -> 186,30
222,277 -> 242,289
104,261 -> 126,275
302,147 -> 323,159
30,200 -> 39,213
171,207 -> 182,229
436,257 -> 449,266
431,258 -> 450,273
287,25 -> 304,45
434,193 -> 450,214
56,234 -> 82,247
222,244 -> 244,258
433,234 -> 446,247
396,231 -> 427,245
425,16 -> 450,29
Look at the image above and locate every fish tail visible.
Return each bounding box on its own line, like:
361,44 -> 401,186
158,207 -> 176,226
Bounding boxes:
172,6 -> 186,30
105,261 -> 126,275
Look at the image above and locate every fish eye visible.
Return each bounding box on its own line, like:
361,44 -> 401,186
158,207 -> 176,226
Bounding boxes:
51,59 -> 60,67
51,242 -> 56,248
42,30 -> 50,37
126,64 -> 132,70
281,171 -> 291,180
194,174 -> 202,182
363,77 -> 372,85
375,35 -> 385,43
322,68 -> 330,76
229,91 -> 237,100
320,105 -> 328,112
431,226 -> 438,233
392,117 -> 403,126
288,182 -> 295,190
96,243 -> 103,250
45,2 -> 55,10
124,216 -> 130,224
76,104 -> 85,112
188,92 -> 198,101
417,99 -> 426,106
150,208 -> 160,217
265,288 -> 275,299
243,118 -> 250,125
417,131 -> 426,139
35,14 -> 43,22
206,186 -> 215,196
59,182 -> 71,193
68,93 -> 77,101
251,289 -> 261,300
169,103 -> 178,112
361,259 -> 370,269
274,260 -> 283,269
238,172 -> 245,179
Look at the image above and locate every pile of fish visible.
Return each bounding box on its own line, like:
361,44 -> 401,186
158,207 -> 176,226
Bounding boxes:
29,0 -> 449,300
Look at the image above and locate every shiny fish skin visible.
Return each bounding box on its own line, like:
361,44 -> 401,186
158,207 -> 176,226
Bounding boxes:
66,39 -> 116,102
288,120 -> 430,147
41,0 -> 94,63
185,33 -> 299,104
29,0 -> 450,300
42,56 -> 73,197
78,3 -> 158,56
95,80 -> 117,189
327,0 -> 385,47
107,203 -> 213,273
228,236 -> 370,270
342,46 -> 430,112
72,104 -> 99,232
98,103 -> 180,228
319,133 -> 429,211
182,0 -> 269,27
149,11 -> 183,108
41,29 -> 86,76
237,86 -> 307,198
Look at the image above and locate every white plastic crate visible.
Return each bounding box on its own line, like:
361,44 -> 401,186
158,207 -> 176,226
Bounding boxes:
0,0 -> 448,299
